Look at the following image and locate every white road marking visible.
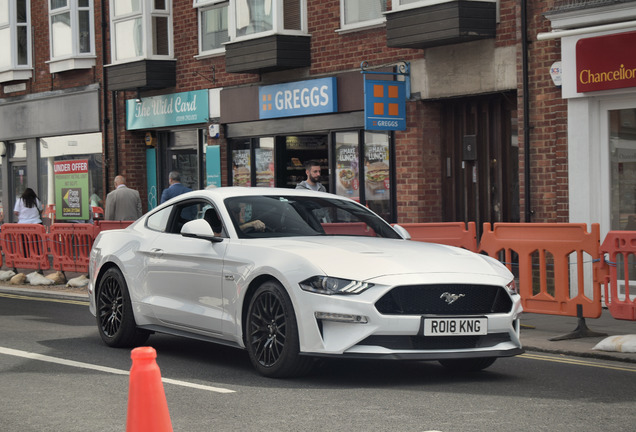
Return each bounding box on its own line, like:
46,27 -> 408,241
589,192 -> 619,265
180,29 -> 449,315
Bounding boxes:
0,346 -> 235,394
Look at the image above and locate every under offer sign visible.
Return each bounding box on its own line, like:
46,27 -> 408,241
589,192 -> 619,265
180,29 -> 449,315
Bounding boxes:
576,31 -> 636,93
54,159 -> 89,220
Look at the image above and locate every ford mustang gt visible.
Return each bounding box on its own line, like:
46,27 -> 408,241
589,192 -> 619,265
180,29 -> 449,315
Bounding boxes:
88,187 -> 523,377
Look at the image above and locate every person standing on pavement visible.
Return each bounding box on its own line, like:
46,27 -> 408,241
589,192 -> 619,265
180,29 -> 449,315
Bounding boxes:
14,188 -> 43,224
296,160 -> 326,192
160,171 -> 192,203
105,175 -> 143,221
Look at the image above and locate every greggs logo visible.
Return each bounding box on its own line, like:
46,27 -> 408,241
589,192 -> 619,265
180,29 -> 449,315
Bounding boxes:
576,31 -> 636,93
259,77 -> 337,119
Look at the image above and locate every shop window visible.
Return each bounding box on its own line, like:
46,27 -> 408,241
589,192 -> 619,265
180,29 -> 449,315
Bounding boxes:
110,0 -> 172,63
48,0 -> 95,72
339,0 -> 386,32
0,0 -> 32,83
39,133 -> 103,222
610,108 -> 636,231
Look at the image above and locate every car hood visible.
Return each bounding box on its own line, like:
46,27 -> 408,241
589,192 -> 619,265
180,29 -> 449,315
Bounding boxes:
266,236 -> 510,281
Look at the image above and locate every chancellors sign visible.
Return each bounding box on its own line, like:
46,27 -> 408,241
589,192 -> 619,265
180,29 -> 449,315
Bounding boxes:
576,31 -> 636,93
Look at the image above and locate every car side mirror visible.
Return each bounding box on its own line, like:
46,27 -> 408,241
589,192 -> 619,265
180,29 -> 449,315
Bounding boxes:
392,224 -> 411,240
181,219 -> 224,243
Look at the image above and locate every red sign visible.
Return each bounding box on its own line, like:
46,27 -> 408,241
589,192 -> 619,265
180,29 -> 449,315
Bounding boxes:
576,31 -> 636,93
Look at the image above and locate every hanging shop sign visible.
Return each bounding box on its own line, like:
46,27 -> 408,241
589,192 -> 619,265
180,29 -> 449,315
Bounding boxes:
126,90 -> 209,130
576,31 -> 636,93
259,77 -> 337,119
364,79 -> 406,131
53,159 -> 90,220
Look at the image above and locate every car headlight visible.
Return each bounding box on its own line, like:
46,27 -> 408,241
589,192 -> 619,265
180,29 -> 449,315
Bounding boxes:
299,276 -> 373,295
506,279 -> 519,295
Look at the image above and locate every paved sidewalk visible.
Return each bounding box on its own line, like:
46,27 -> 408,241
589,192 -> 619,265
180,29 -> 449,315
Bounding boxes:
1,281 -> 634,363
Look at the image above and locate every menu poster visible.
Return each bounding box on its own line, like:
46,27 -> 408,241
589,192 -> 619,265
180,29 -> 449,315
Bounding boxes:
255,148 -> 275,187
335,144 -> 359,200
232,149 -> 251,187
364,144 -> 390,200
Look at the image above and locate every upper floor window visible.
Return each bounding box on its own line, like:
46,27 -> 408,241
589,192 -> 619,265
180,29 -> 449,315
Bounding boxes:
234,0 -> 304,40
110,0 -> 172,63
340,0 -> 386,31
194,0 -> 306,56
0,0 -> 32,82
48,0 -> 95,72
194,0 -> 229,55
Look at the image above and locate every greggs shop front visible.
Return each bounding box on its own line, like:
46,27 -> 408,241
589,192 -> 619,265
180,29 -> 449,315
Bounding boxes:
220,74 -> 396,222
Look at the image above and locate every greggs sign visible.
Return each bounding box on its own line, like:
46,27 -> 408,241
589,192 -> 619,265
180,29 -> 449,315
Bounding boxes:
576,31 -> 636,93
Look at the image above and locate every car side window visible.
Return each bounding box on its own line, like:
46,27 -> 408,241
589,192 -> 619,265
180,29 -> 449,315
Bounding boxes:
146,206 -> 172,232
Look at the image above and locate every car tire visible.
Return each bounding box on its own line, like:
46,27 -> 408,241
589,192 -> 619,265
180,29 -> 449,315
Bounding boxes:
438,357 -> 497,372
246,280 -> 313,378
96,267 -> 149,348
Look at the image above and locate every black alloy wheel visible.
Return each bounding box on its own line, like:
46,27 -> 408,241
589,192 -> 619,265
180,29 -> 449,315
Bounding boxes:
96,267 -> 149,347
246,281 -> 313,378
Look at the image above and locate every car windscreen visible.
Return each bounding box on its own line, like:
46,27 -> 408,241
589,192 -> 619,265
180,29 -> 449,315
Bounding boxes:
224,195 -> 401,239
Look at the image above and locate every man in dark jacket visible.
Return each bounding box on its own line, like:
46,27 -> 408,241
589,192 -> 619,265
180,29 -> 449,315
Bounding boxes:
160,171 -> 192,203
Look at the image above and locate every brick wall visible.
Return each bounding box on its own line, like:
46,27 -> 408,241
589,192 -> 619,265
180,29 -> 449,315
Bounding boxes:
517,0 -> 569,222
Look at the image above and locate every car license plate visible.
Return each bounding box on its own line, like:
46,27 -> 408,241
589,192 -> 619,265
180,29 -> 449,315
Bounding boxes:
423,317 -> 487,336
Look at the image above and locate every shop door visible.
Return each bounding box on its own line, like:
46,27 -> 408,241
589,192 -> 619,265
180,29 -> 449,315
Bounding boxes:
159,130 -> 201,192
441,93 -> 519,235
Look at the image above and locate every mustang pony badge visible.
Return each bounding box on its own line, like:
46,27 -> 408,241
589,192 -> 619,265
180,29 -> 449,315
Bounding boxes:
440,292 -> 465,305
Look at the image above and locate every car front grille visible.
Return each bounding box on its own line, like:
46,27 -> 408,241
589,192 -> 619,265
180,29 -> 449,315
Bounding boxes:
375,284 -> 513,315
358,333 -> 512,350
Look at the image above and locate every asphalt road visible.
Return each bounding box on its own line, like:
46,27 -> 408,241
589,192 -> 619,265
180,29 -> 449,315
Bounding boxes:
1,293 -> 635,432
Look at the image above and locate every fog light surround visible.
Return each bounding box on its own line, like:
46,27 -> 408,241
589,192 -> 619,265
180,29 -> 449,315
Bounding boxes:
315,312 -> 368,324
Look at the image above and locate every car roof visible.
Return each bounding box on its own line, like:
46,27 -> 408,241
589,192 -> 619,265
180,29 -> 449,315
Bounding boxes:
177,187 -> 343,200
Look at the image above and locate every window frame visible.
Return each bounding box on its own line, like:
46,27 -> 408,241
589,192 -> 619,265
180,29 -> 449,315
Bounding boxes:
338,0 -> 386,33
47,0 -> 96,73
0,0 -> 33,82
194,0 -> 230,57
231,0 -> 307,43
109,0 -> 174,64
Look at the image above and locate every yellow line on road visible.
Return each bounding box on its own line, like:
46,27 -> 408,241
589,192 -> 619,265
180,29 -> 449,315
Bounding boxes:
0,292 -> 89,306
520,352 -> 636,372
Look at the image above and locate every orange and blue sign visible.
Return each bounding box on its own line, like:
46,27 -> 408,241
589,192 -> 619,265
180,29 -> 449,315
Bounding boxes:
259,77 -> 337,119
364,80 -> 406,131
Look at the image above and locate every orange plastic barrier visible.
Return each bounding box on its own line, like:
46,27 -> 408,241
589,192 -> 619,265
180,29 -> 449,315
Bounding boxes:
478,223 -> 603,318
600,231 -> 636,321
95,220 -> 134,233
321,222 -> 376,236
396,222 -> 478,251
48,223 -> 99,273
0,223 -> 50,271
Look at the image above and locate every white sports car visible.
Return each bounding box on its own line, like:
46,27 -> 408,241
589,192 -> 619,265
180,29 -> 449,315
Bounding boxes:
88,187 -> 523,377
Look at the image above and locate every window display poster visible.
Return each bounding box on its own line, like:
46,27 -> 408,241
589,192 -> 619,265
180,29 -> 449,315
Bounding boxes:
54,159 -> 90,220
364,142 -> 390,200
335,143 -> 359,200
232,149 -> 251,187
255,147 -> 275,187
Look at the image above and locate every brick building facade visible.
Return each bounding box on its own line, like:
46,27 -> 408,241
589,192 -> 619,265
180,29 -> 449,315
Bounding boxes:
1,0 -> 634,237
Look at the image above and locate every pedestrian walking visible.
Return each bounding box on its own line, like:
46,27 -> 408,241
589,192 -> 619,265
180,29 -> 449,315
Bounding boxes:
14,188 -> 43,224
105,175 -> 142,221
160,171 -> 192,203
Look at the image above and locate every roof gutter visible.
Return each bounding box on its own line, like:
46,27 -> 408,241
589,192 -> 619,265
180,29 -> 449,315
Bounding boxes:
537,20 -> 636,40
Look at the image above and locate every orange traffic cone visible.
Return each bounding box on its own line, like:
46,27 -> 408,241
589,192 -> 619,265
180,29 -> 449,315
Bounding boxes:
126,347 -> 174,432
